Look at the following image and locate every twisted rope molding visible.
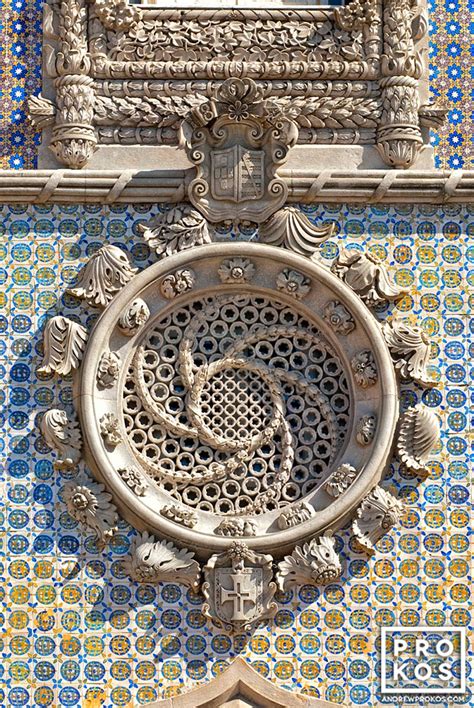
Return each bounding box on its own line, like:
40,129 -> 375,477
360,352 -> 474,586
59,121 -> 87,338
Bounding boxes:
0,170 -> 472,203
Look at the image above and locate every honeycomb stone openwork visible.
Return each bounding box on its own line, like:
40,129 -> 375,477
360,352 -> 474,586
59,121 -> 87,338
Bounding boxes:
76,243 -> 399,558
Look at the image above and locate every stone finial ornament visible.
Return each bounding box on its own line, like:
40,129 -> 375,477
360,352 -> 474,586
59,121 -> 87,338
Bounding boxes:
331,248 -> 405,306
277,534 -> 342,591
124,532 -> 200,589
63,476 -> 118,548
259,208 -> 335,258
138,205 -> 211,258
202,541 -> 277,633
38,316 -> 88,377
352,485 -> 404,555
69,245 -> 137,308
397,404 -> 440,477
40,408 -> 82,470
382,319 -> 433,386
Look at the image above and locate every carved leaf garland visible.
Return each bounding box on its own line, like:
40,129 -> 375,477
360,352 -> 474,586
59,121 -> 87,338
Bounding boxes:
69,245 -> 137,308
397,404 -> 440,477
38,316 -> 88,377
138,205 -> 211,258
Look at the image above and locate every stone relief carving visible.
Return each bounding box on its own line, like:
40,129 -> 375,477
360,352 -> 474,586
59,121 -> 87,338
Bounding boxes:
352,485 -> 404,555
382,319 -> 433,385
258,208 -> 335,259
118,466 -> 148,496
69,245 -> 137,308
215,519 -> 257,538
97,350 -> 121,388
331,248 -> 405,306
323,300 -> 355,335
356,415 -> 377,446
218,258 -> 255,285
397,404 -> 440,477
38,316 -> 88,377
63,476 -> 118,548
277,502 -> 315,530
277,534 -> 342,591
276,269 -> 311,299
40,408 -> 82,470
202,541 -> 277,633
125,532 -> 200,589
138,205 -> 211,258
99,412 -> 121,448
160,269 -> 196,300
161,505 -> 198,529
325,464 -> 358,498
118,298 -> 150,335
182,78 -> 298,224
351,350 -> 378,387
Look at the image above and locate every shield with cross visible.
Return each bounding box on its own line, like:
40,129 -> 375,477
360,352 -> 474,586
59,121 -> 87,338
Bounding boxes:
202,541 -> 277,632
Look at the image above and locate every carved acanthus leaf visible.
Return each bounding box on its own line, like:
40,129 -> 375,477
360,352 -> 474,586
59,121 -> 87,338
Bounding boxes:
63,476 -> 118,549
69,245 -> 137,308
27,94 -> 57,128
397,404 -> 440,477
38,316 -> 88,377
124,532 -> 200,589
259,208 -> 334,258
277,534 -> 342,591
40,408 -> 82,470
138,205 -> 211,258
331,248 -> 405,306
325,464 -> 358,497
382,319 -> 433,386
352,486 -> 404,555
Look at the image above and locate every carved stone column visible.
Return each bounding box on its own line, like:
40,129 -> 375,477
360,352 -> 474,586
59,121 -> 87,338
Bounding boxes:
376,0 -> 425,168
49,0 -> 97,168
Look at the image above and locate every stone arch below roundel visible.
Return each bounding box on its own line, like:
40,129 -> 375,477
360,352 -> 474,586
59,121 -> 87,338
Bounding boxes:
147,657 -> 347,707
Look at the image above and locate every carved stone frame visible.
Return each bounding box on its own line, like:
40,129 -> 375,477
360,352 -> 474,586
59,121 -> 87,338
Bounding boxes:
32,0 -> 440,170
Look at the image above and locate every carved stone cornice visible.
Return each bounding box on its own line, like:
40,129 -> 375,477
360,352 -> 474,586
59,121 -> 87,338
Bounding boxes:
0,169 -> 472,203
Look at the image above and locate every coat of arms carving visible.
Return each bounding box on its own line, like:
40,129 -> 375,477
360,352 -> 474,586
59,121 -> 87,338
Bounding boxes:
182,78 -> 298,224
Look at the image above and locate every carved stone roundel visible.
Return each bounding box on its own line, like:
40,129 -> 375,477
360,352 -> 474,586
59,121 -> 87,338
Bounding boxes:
78,244 -> 398,557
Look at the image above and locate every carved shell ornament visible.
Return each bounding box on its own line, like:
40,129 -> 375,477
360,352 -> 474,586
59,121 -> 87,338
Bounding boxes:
38,206 -> 439,629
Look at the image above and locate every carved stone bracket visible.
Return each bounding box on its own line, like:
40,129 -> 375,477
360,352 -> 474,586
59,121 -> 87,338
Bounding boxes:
352,485 -> 404,555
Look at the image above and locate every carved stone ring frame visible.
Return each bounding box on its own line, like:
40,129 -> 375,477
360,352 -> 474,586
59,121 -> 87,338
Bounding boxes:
78,243 -> 397,557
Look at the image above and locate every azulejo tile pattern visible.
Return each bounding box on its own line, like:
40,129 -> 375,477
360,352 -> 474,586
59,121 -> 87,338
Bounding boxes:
0,202 -> 472,707
0,0 -> 472,169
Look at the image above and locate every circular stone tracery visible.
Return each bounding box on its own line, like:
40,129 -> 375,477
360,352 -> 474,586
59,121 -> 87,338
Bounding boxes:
123,294 -> 348,516
79,243 -> 398,555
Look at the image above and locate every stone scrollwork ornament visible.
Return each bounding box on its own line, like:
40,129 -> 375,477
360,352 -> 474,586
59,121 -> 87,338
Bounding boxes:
202,541 -> 277,633
124,532 -> 200,590
40,408 -> 82,470
277,534 -> 342,591
38,316 -> 88,377
397,404 -> 440,477
352,485 -> 405,555
63,476 -> 119,549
